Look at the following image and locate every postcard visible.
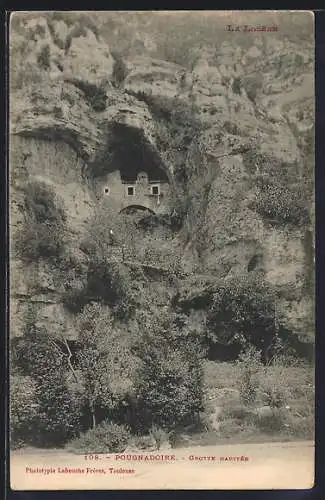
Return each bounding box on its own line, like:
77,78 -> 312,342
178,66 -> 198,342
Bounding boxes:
9,10 -> 315,490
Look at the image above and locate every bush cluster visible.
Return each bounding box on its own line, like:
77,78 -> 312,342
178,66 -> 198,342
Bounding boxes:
14,181 -> 67,262
37,44 -> 51,70
69,79 -> 107,111
253,179 -> 309,227
10,375 -> 39,449
11,327 -> 81,448
242,151 -> 310,227
241,73 -> 263,104
63,256 -> 135,319
232,77 -> 242,95
202,347 -> 314,442
11,298 -> 206,450
223,346 -> 314,439
207,274 -> 277,356
67,421 -> 131,453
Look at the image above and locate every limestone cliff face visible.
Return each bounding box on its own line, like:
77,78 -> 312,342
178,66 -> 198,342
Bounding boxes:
10,13 -> 314,349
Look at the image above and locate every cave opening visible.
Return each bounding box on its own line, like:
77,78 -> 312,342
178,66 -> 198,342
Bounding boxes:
100,123 -> 169,183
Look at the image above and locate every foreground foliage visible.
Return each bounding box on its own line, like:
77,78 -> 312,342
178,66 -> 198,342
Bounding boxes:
67,421 -> 131,454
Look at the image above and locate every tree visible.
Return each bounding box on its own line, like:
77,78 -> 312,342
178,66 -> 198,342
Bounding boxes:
76,303 -> 138,428
207,274 -> 277,358
134,311 -> 204,431
10,375 -> 39,448
12,320 -> 82,446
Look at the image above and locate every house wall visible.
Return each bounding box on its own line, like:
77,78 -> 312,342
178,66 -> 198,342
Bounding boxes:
94,169 -> 172,215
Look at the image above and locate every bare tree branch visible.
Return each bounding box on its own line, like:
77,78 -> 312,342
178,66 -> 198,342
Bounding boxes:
62,336 -> 79,383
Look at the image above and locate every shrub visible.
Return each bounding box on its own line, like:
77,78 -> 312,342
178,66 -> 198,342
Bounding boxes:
149,425 -> 170,450
258,365 -> 291,408
232,77 -> 242,95
236,346 -> 262,406
14,181 -> 67,262
68,79 -> 107,111
205,357 -> 314,441
223,121 -> 241,136
37,44 -> 51,70
111,53 -> 128,88
75,212 -> 136,316
241,73 -> 263,104
203,361 -> 239,390
242,151 -> 310,228
282,414 -> 314,439
219,403 -> 253,422
207,274 -> 277,355
221,75 -> 231,87
84,258 -> 135,318
295,54 -> 304,67
62,288 -> 87,314
254,407 -> 287,433
218,418 -> 255,439
67,421 -> 131,453
15,221 -> 66,262
130,434 -> 156,451
253,180 -> 309,227
88,88 -> 107,112
10,375 -> 39,449
23,180 -> 67,224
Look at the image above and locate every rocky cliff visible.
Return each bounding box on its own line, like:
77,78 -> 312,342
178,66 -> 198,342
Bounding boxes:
10,12 -> 314,357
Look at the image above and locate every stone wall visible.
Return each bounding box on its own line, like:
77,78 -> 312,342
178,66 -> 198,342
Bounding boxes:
93,169 -> 172,215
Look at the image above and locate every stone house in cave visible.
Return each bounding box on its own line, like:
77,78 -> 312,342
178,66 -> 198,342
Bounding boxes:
93,123 -> 172,215
98,168 -> 171,215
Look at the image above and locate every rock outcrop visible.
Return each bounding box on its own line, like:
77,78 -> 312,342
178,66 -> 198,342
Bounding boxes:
10,13 -> 314,353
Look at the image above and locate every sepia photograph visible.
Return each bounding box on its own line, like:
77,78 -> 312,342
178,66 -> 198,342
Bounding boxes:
9,10 -> 315,490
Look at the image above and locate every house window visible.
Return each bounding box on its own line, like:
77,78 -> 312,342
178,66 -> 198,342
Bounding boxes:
127,186 -> 135,196
152,185 -> 159,195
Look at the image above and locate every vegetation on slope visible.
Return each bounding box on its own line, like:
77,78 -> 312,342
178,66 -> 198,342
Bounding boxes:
13,181 -> 67,262
10,12 -> 314,452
